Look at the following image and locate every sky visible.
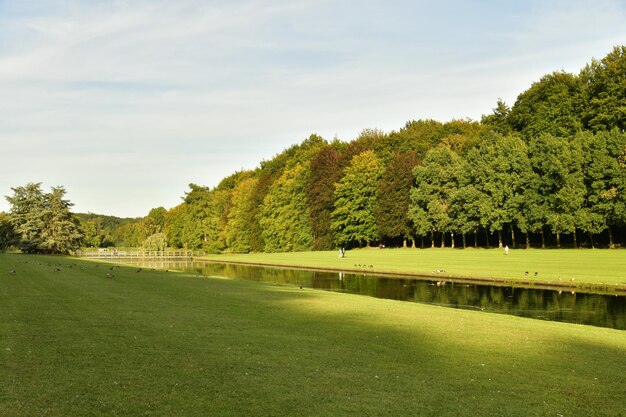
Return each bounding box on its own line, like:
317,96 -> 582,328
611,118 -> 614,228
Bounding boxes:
1,0 -> 625,218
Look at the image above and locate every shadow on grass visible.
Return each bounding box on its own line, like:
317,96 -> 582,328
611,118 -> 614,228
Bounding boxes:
1,255 -> 625,417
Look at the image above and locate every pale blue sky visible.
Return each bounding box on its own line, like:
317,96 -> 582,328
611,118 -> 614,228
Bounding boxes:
1,0 -> 625,217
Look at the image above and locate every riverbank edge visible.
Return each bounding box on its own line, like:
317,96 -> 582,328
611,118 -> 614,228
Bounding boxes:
196,256 -> 626,295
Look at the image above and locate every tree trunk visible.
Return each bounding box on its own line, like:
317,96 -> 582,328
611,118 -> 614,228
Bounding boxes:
510,225 -> 516,248
450,232 -> 455,249
403,238 -> 407,248
589,233 -> 595,249
431,231 -> 435,248
540,228 -> 545,249
556,232 -> 561,249
485,229 -> 490,248
497,230 -> 503,248
573,230 -> 577,248
474,230 -> 478,248
440,232 -> 445,248
420,237 -> 424,249
608,227 -> 615,249
462,233 -> 466,249
525,232 -> 531,249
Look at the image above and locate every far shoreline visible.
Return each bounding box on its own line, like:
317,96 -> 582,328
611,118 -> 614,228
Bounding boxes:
196,253 -> 626,296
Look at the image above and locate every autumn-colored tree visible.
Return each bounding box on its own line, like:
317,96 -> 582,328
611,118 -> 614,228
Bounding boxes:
308,145 -> 343,250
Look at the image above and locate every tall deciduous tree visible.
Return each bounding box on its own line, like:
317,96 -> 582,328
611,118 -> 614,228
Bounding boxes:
331,150 -> 384,247
308,145 -> 343,250
259,164 -> 314,252
466,133 -> 533,248
375,152 -> 420,246
580,45 -> 626,132
408,146 -> 462,248
509,71 -> 582,139
529,134 -> 585,247
575,130 -> 626,247
225,177 -> 259,253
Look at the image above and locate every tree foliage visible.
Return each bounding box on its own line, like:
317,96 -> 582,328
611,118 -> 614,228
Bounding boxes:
331,150 -> 384,247
580,45 -> 626,132
5,183 -> 83,254
376,152 -> 420,244
259,164 -> 314,252
143,232 -> 168,251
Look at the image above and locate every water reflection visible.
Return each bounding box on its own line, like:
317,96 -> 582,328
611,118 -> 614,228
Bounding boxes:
124,260 -> 626,330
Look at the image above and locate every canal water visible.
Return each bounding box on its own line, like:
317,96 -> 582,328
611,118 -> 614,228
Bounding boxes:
126,260 -> 626,330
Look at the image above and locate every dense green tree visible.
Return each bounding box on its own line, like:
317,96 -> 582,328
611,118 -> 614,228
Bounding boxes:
5,184 -> 83,254
375,152 -> 420,246
409,146 -> 462,248
143,232 -> 168,251
247,135 -> 327,252
0,212 -> 17,251
164,203 -> 187,248
259,164 -> 314,252
448,166 -> 482,249
466,133 -> 533,248
529,134 -> 585,247
5,183 -> 47,253
331,150 -> 384,247
143,207 -> 167,236
575,129 -> 626,247
580,45 -> 626,132
481,98 -> 512,135
308,145 -> 343,250
81,220 -> 103,248
225,177 -> 258,253
181,183 -> 216,250
509,71 -> 583,139
75,213 -> 135,247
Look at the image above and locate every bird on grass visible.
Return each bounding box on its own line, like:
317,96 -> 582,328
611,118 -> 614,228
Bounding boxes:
53,268 -> 61,272
9,270 -> 16,274
136,268 -> 142,273
524,271 -> 529,276
106,273 -> 114,278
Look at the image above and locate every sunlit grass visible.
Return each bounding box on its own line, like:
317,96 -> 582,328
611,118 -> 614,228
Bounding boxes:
202,247 -> 626,286
1,253 -> 625,416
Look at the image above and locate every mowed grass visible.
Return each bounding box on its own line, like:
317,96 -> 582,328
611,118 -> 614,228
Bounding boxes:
1,254 -> 625,417
202,248 -> 626,287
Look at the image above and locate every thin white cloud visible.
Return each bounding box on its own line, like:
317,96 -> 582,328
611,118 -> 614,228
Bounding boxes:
1,0 -> 625,216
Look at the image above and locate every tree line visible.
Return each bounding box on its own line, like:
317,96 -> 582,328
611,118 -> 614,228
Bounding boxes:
1,46 -> 625,253
157,46 -> 625,252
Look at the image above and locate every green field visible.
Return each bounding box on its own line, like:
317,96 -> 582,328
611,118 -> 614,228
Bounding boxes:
201,248 -> 626,288
1,253 -> 625,417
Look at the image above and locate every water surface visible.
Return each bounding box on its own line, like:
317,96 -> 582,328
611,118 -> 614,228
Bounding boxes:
126,260 -> 626,330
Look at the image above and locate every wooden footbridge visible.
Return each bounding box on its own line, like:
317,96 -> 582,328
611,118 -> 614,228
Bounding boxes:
75,250 -> 202,260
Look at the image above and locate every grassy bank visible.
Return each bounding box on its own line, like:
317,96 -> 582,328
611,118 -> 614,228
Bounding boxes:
1,253 -> 625,416
200,248 -> 626,288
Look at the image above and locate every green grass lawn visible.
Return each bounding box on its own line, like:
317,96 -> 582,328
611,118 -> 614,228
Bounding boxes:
1,253 -> 625,417
201,247 -> 626,288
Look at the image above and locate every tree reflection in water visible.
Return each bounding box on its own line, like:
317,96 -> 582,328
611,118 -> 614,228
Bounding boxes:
126,260 -> 626,330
